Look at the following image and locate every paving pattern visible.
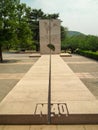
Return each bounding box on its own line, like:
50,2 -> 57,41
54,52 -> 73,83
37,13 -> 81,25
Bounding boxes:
0,54 -> 98,125
1,53 -> 97,103
0,53 -> 98,129
0,53 -> 39,102
62,54 -> 98,99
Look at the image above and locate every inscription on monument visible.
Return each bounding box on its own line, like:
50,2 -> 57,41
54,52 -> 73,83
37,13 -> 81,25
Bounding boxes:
34,103 -> 69,116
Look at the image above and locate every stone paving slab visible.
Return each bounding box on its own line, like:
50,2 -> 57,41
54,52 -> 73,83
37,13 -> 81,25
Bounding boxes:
0,79 -> 19,102
68,63 -> 98,73
60,53 -> 72,57
1,125 -> 30,130
0,73 -> 24,79
0,53 -> 39,104
0,55 -> 98,124
0,65 -> 33,73
0,55 -> 49,114
62,54 -> 98,100
29,53 -> 41,57
0,125 -> 98,130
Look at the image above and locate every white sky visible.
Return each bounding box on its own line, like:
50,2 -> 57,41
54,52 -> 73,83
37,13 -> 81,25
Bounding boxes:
21,0 -> 98,36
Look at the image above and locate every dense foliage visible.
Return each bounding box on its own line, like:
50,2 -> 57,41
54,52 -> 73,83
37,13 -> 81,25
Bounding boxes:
0,0 -> 33,61
61,34 -> 98,53
29,9 -> 59,51
0,0 -> 62,62
77,50 -> 98,60
1,1 -> 98,62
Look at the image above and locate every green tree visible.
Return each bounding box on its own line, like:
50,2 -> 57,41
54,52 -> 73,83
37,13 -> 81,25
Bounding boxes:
0,0 -> 20,62
61,26 -> 68,42
62,34 -> 98,53
29,9 -> 59,51
29,9 -> 46,51
16,3 -> 33,50
46,13 -> 59,19
87,35 -> 98,51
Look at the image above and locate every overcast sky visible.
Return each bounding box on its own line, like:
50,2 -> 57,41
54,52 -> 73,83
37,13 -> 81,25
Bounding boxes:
21,0 -> 98,36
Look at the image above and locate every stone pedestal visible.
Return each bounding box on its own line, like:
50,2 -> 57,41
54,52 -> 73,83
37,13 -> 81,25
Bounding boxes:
39,19 -> 61,54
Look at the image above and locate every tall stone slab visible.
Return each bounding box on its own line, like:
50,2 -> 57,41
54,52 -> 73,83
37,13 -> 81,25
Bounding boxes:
39,19 -> 61,54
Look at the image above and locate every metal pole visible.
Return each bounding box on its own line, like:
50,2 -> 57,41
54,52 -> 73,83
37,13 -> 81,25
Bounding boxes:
48,19 -> 51,124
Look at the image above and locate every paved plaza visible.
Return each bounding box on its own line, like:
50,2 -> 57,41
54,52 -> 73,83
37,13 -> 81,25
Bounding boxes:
0,53 -> 98,129
0,53 -> 39,102
62,55 -> 98,99
0,53 -> 98,104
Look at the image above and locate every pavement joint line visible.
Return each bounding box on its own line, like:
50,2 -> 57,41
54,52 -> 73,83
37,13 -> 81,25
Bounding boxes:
0,54 -> 98,124
0,63 -> 34,65
0,73 -> 25,79
66,62 -> 98,64
75,73 -> 95,79
0,55 -> 97,113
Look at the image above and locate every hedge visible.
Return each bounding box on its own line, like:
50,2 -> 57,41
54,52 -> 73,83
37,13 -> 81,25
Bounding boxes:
76,50 -> 98,60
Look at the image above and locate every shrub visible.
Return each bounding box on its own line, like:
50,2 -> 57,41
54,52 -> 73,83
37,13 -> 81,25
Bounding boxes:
76,50 -> 98,60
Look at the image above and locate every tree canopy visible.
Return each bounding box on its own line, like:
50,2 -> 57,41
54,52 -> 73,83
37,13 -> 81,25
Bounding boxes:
0,0 -> 98,62
0,0 -> 65,62
61,34 -> 98,53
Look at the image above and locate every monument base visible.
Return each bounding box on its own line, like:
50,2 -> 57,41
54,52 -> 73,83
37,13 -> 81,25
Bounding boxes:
0,114 -> 98,125
60,53 -> 72,57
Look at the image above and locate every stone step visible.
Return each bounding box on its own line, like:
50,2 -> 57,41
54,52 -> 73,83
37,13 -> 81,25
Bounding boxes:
0,113 -> 98,125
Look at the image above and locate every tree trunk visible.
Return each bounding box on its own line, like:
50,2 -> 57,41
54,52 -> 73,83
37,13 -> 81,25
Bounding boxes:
0,46 -> 3,62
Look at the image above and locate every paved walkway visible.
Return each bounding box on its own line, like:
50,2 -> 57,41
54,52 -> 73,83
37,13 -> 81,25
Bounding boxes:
0,55 -> 98,124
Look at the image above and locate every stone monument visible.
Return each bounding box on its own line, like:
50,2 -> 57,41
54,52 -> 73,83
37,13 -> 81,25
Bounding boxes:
39,19 -> 61,54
